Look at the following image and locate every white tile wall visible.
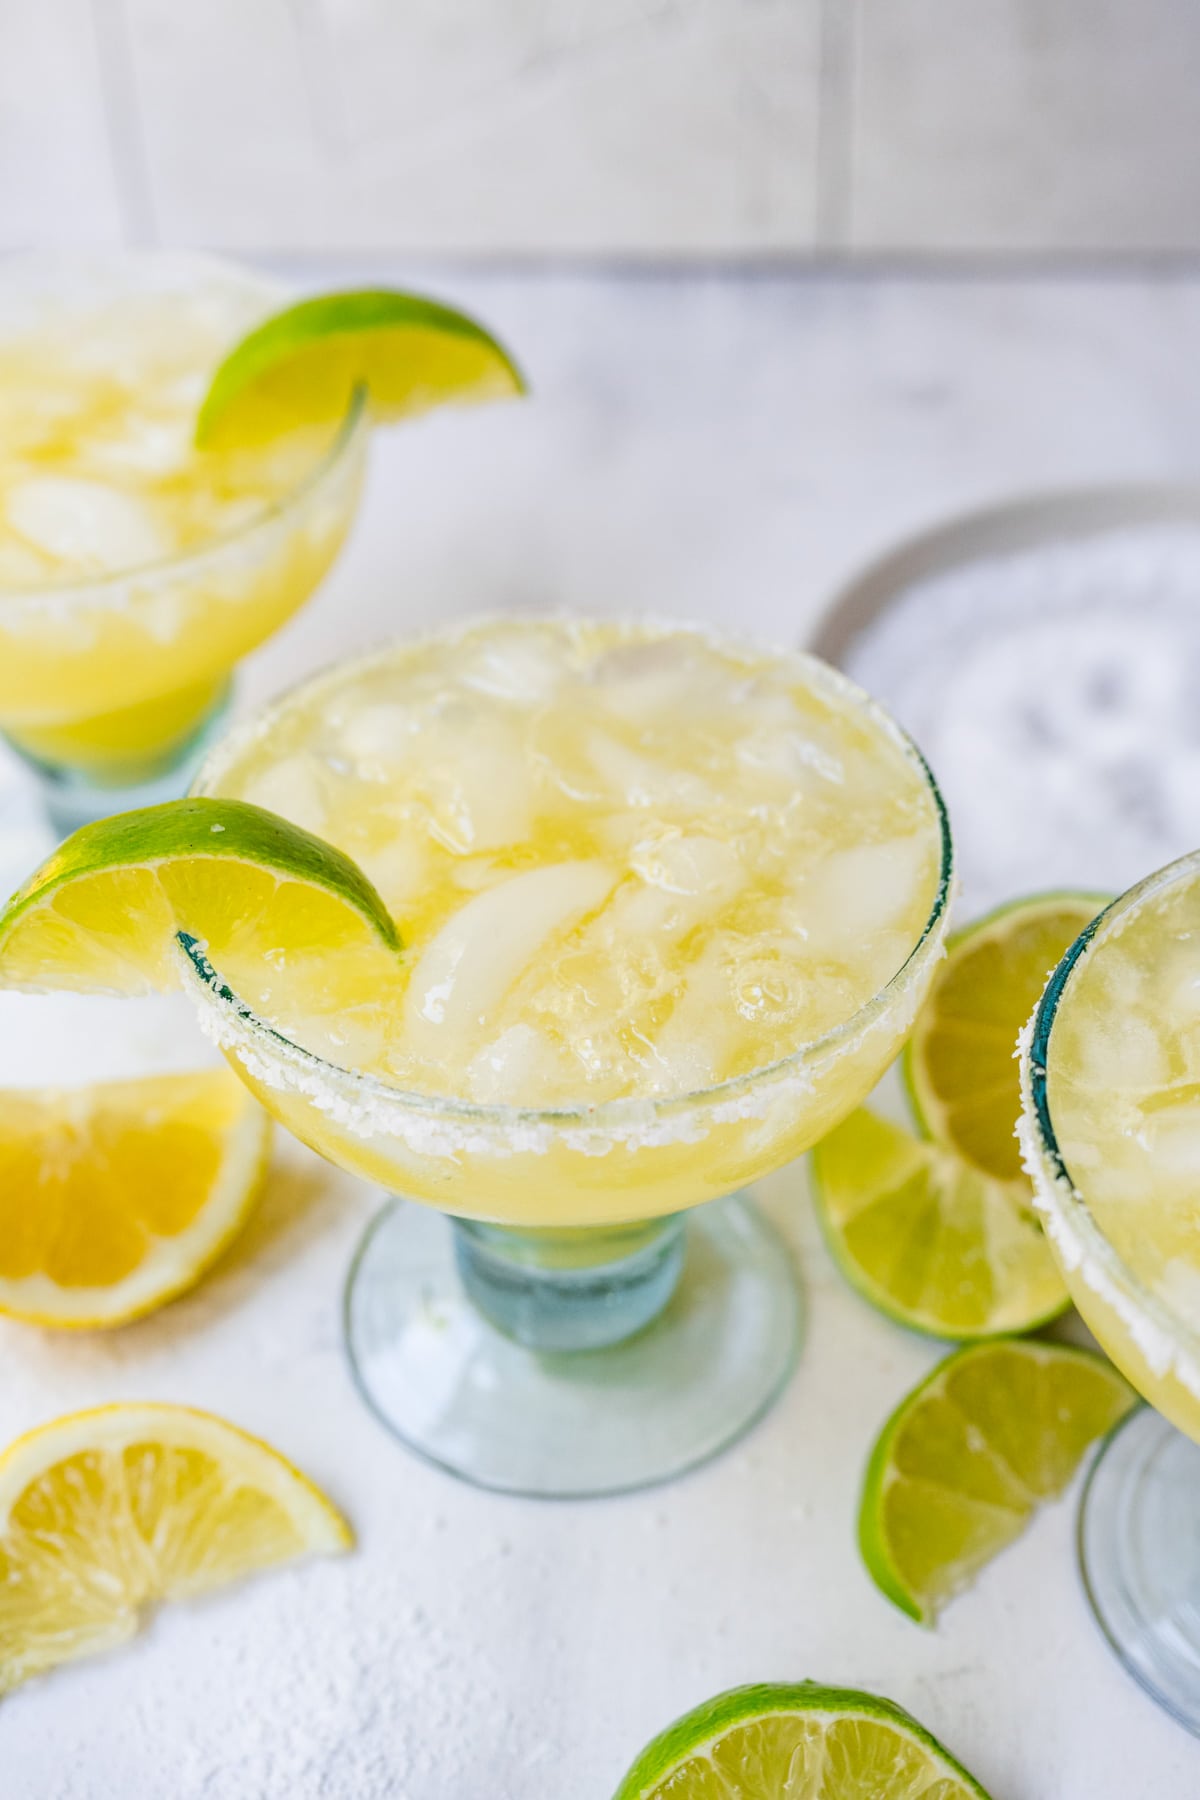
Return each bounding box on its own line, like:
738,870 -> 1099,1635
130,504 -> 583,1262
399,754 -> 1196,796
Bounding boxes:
849,0 -> 1200,252
2,0 -> 1200,256
123,0 -> 819,254
0,0 -> 125,245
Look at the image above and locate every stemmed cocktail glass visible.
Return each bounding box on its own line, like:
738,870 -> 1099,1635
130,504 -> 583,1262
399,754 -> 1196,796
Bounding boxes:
1021,848 -> 1200,1733
182,619 -> 953,1498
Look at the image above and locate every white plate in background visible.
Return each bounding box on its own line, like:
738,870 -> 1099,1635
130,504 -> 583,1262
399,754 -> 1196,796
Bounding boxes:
808,485 -> 1200,916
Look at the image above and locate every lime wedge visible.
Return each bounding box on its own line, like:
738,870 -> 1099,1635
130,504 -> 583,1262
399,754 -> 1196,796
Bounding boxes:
859,1340 -> 1136,1624
0,796 -> 399,996
196,289 -> 525,450
904,893 -> 1106,1180
812,1108 -> 1068,1338
613,1681 -> 992,1800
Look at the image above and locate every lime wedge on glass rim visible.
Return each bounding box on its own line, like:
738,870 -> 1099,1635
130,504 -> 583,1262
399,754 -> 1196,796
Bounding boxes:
811,1108 -> 1068,1339
0,796 -> 399,996
859,1340 -> 1137,1626
196,289 -> 526,451
903,891 -> 1108,1181
612,1681 -> 992,1800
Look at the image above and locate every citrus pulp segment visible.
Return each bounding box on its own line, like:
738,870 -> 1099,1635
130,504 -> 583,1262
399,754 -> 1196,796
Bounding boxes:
0,1402 -> 350,1695
0,1069 -> 268,1327
905,894 -> 1107,1180
859,1340 -> 1137,1624
0,796 -> 400,997
612,1681 -> 992,1799
196,289 -> 525,450
812,1108 -> 1068,1339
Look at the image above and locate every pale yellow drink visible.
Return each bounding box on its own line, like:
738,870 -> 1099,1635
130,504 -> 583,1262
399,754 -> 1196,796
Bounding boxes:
0,256 -> 364,782
188,618 -> 950,1228
1020,854 -> 1200,1441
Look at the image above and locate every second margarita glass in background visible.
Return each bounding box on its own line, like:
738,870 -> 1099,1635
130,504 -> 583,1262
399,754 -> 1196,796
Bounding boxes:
0,254 -> 366,833
1021,853 -> 1200,1735
185,616 -> 953,1497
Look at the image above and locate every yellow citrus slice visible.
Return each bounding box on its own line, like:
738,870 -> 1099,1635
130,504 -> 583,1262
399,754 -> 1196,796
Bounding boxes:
858,1340 -> 1136,1624
0,1403 -> 350,1696
0,1069 -> 269,1327
196,288 -> 525,450
904,893 -> 1106,1180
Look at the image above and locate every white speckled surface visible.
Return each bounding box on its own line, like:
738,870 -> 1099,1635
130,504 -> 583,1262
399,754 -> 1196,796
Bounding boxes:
2,269 -> 1200,1797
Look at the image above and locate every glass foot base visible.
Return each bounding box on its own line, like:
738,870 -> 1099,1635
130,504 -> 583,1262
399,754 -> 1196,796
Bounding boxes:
344,1193 -> 800,1499
1079,1405 -> 1200,1735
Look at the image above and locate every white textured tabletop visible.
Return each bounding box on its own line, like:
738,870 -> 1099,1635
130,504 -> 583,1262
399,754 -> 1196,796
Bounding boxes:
3,267 -> 1200,1798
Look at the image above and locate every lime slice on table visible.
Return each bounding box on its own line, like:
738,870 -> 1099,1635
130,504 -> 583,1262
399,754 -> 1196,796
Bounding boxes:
859,1340 -> 1136,1625
0,796 -> 399,996
613,1681 -> 992,1800
196,289 -> 526,450
812,1108 -> 1068,1338
904,892 -> 1107,1181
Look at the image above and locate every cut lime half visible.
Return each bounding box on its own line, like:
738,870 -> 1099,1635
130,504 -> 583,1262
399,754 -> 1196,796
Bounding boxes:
613,1681 -> 992,1799
859,1340 -> 1137,1625
812,1108 -> 1068,1339
196,289 -> 525,450
0,796 -> 399,997
904,892 -> 1107,1181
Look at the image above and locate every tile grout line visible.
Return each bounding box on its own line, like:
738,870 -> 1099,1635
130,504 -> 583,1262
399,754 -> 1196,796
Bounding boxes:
88,0 -> 158,247
815,0 -> 855,250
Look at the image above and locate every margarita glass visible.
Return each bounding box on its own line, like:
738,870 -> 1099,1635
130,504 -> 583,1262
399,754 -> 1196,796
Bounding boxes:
1021,850 -> 1200,1733
185,618 -> 953,1496
0,253 -> 367,834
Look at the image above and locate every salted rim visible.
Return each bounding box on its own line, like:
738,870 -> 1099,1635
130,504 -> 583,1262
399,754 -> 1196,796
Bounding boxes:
1018,846 -> 1200,1396
0,249 -> 369,606
180,618 -> 954,1149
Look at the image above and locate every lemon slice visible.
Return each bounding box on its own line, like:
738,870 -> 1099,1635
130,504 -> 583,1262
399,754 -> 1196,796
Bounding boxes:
196,289 -> 525,450
905,893 -> 1106,1180
0,1069 -> 268,1327
613,1681 -> 991,1800
0,1403 -> 350,1695
812,1108 -> 1068,1338
0,796 -> 399,997
859,1340 -> 1136,1625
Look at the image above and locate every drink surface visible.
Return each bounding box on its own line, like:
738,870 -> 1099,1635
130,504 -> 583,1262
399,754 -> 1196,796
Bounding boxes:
203,618 -> 944,1110
0,270 -> 326,588
1042,863 -> 1200,1431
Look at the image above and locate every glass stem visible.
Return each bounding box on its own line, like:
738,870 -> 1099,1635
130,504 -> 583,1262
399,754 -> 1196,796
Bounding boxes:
453,1215 -> 686,1352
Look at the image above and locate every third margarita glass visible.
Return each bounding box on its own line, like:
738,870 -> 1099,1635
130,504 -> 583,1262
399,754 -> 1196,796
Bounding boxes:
1021,849 -> 1200,1734
183,617 -> 952,1497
